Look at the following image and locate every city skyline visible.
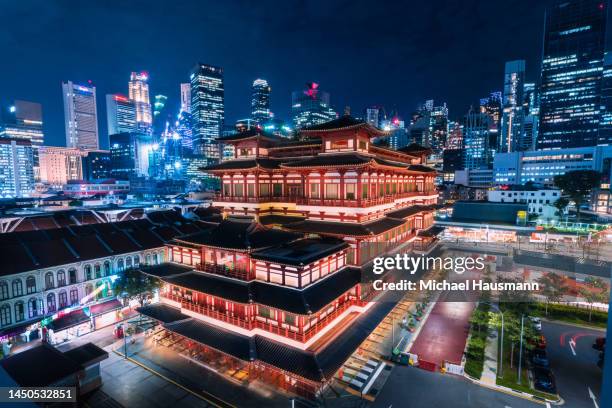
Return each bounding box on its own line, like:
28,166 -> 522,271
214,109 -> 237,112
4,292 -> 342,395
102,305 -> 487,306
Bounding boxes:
1,0 -> 550,148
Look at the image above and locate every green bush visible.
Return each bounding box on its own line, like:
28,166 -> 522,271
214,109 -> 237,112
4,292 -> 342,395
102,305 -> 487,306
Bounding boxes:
532,303 -> 608,328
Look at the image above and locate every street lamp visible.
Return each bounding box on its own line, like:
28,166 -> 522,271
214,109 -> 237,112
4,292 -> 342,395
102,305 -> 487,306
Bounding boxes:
518,314 -> 525,384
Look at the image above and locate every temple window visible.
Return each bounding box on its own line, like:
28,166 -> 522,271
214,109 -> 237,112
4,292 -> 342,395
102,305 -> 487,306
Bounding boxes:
247,184 -> 255,197
272,183 -> 283,197
285,313 -> 296,326
310,183 -> 320,198
358,140 -> 367,150
362,186 -> 368,199
223,183 -> 231,196
330,140 -> 348,150
325,184 -> 338,199
234,184 -> 244,197
260,183 -> 270,196
345,183 -> 356,200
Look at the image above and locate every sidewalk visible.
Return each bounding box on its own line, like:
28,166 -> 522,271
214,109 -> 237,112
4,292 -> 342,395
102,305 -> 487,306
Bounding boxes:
480,327 -> 498,385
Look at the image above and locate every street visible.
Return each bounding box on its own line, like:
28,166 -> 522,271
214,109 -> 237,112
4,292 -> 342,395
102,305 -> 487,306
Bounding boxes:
541,320 -> 604,408
371,365 -> 542,408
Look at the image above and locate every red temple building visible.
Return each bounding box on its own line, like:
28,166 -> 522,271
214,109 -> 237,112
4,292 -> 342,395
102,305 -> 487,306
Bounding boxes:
138,116 -> 439,399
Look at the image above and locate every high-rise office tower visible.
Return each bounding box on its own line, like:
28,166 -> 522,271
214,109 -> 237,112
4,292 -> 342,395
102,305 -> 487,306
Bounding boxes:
190,63 -> 224,159
291,82 -> 337,129
538,0 -> 608,149
180,83 -> 191,114
523,82 -> 540,115
599,53 -> 612,144
82,150 -> 111,181
129,71 -> 153,132
109,132 -> 153,179
251,79 -> 272,124
0,100 -> 44,169
381,117 -> 407,149
446,121 -> 464,150
500,60 -> 526,153
106,94 -> 137,135
364,107 -> 381,128
479,92 -> 502,128
63,81 -> 99,150
0,138 -> 34,197
38,146 -> 87,186
463,111 -> 495,170
153,94 -> 169,135
429,103 -> 449,153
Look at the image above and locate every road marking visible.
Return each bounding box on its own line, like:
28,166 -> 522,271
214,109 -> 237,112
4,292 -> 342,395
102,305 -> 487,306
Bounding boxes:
546,403 -> 551,408
588,387 -> 599,408
569,339 -> 576,356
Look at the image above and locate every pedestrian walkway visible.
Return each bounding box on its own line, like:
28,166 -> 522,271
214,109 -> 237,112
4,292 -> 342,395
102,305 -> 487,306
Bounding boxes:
480,327 -> 498,385
409,294 -> 475,371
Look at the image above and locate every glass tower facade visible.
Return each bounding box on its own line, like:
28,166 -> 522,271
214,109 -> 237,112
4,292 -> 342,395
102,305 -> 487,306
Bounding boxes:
106,94 -> 137,135
128,71 -> 153,133
463,112 -> 495,170
251,79 -> 272,124
291,82 -> 336,129
63,81 -> 99,150
538,0 -> 608,149
190,63 -> 224,160
0,138 -> 34,197
500,60 -> 526,153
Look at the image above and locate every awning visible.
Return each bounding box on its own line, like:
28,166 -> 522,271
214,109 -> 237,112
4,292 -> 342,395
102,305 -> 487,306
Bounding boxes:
90,299 -> 122,316
49,310 -> 89,332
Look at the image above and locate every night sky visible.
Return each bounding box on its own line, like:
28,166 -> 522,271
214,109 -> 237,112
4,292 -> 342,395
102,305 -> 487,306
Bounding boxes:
0,0 -> 549,149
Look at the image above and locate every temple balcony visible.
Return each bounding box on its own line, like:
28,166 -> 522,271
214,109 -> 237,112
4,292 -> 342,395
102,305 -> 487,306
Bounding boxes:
195,262 -> 253,281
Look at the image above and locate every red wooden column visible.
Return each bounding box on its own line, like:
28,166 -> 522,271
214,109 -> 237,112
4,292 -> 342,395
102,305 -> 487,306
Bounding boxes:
300,172 -> 306,200
339,170 -> 345,205
319,171 -> 325,203
356,170 -> 363,206
255,171 -> 260,199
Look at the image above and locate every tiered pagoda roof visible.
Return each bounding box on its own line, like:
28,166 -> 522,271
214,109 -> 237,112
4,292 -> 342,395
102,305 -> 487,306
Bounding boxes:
300,116 -> 389,137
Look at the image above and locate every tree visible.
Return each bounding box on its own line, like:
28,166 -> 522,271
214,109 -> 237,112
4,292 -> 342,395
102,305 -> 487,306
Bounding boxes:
536,273 -> 568,315
553,170 -> 601,221
579,281 -> 610,322
553,197 -> 569,219
469,305 -> 490,334
113,268 -> 161,306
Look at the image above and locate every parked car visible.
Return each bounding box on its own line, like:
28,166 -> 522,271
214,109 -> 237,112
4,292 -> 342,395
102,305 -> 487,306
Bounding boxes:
533,367 -> 556,393
593,337 -> 606,351
530,316 -> 542,332
530,349 -> 550,368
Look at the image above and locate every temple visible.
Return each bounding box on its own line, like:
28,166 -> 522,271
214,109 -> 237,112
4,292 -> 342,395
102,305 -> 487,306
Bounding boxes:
138,116 -> 438,399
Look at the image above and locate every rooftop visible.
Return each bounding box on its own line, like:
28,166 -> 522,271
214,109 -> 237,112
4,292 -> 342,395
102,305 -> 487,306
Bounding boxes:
251,237 -> 348,266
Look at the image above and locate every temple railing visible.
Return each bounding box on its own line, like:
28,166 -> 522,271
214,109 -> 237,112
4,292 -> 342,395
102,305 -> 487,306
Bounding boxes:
195,263 -> 252,281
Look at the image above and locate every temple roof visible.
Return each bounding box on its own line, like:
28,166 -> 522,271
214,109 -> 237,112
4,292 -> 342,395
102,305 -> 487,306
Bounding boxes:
251,237 -> 348,266
157,283 -> 399,383
216,128 -> 283,143
407,164 -> 436,173
172,219 -> 301,250
300,115 -> 388,137
202,158 -> 282,172
386,204 -> 438,220
397,143 -> 433,156
284,217 -> 406,237
280,153 -> 407,169
137,303 -> 191,323
159,265 -> 361,315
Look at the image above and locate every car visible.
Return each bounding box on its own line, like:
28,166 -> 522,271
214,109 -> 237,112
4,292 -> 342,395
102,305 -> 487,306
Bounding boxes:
593,337 -> 606,351
533,367 -> 556,394
530,349 -> 550,368
530,316 -> 542,331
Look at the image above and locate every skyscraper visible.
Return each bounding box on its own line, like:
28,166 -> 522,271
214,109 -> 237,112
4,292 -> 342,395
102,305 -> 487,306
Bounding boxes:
109,132 -> 153,179
0,100 -> 44,168
106,94 -> 137,135
463,111 -> 495,170
538,0 -> 608,149
500,60 -> 526,153
0,138 -> 34,197
129,71 -> 153,133
291,82 -> 337,129
364,106 -> 381,128
62,81 -> 99,150
153,94 -> 169,135
190,63 -> 224,159
599,53 -> 612,144
251,79 -> 272,123
429,103 -> 449,153
180,83 -> 191,114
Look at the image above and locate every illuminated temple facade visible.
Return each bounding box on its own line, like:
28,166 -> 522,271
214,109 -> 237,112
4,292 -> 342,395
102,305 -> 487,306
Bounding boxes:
138,116 -> 438,398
